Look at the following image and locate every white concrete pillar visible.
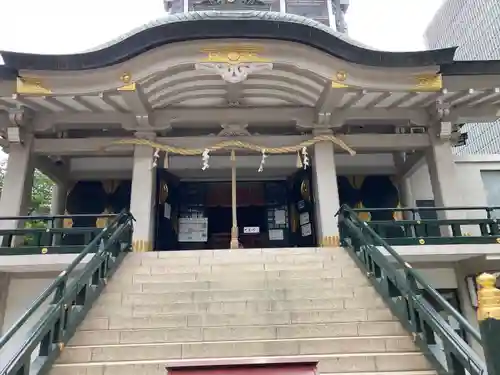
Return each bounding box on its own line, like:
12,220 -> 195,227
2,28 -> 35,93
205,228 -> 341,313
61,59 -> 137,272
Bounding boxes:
425,138 -> 469,236
399,177 -> 415,220
130,145 -> 156,252
425,139 -> 464,215
50,183 -> 67,231
312,141 -> 341,247
0,141 -> 34,227
50,184 -> 67,216
0,272 -> 10,335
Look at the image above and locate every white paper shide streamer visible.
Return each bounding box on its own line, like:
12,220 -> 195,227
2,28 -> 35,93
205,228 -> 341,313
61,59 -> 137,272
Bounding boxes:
151,148 -> 160,170
301,147 -> 309,169
258,149 -> 267,172
202,148 -> 210,170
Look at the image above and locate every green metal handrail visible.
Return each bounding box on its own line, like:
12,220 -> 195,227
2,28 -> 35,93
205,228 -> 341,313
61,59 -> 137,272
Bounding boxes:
0,213 -> 119,251
0,227 -> 104,255
351,206 -> 500,217
350,206 -> 500,246
337,204 -> 486,375
0,213 -> 117,220
0,211 -> 134,375
0,213 -> 116,229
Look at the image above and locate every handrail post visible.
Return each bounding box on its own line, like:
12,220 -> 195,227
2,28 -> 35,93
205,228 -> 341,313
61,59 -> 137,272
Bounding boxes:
476,273 -> 500,375
405,268 -> 420,334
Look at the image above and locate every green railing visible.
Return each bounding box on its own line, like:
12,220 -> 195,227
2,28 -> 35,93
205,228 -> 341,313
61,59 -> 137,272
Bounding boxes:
337,204 -> 486,375
0,211 -> 134,375
351,206 -> 500,246
0,214 -> 116,255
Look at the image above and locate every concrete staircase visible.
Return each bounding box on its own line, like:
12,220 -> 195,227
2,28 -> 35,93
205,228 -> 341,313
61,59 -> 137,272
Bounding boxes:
50,248 -> 435,375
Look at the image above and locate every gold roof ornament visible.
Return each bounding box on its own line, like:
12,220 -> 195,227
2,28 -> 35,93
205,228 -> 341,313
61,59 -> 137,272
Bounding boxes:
477,273 -> 500,321
332,71 -> 349,89
336,70 -> 347,81
411,74 -> 443,92
16,76 -> 51,95
201,45 -> 271,64
117,72 -> 136,91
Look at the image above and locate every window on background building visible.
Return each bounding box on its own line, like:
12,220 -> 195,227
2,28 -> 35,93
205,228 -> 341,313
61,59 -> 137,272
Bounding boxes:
285,1 -> 329,18
480,170 -> 500,218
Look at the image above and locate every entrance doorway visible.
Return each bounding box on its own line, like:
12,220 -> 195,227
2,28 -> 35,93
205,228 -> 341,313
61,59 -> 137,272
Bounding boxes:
153,169 -> 318,250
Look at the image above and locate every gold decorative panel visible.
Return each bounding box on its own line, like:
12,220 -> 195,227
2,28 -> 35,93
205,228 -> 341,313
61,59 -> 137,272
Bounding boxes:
16,77 -> 51,95
411,74 -> 443,92
201,45 -> 270,64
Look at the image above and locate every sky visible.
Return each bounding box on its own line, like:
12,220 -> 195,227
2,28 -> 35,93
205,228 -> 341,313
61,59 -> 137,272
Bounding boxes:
0,0 -> 444,53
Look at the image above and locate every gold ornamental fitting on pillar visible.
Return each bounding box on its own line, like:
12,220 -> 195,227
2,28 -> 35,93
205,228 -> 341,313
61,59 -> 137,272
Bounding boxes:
476,273 -> 500,321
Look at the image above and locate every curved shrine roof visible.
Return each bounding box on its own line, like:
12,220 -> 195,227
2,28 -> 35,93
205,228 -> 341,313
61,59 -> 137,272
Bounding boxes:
1,11 -> 500,78
0,12 -> 458,72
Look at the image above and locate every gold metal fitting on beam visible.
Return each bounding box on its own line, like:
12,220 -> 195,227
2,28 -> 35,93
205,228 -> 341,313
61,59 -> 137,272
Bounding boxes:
477,273 -> 500,321
201,45 -> 270,64
16,77 -> 52,95
411,74 -> 443,92
335,71 -> 347,82
118,72 -> 136,91
331,71 -> 349,88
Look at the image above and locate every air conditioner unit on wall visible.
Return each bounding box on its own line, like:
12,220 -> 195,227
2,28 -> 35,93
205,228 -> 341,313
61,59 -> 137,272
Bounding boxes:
396,126 -> 427,134
410,127 -> 426,134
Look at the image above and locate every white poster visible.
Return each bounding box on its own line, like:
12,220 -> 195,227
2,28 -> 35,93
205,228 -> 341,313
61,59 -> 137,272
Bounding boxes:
243,226 -> 260,234
269,229 -> 284,241
163,203 -> 171,219
178,218 -> 208,242
274,210 -> 286,225
299,212 -> 310,225
301,223 -> 312,237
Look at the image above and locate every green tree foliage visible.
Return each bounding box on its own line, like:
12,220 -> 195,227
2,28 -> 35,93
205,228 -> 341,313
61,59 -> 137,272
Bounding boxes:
0,159 -> 54,215
0,159 -> 55,244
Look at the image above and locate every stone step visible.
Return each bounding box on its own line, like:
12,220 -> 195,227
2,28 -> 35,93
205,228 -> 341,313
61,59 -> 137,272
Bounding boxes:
106,276 -> 370,293
124,248 -> 343,262
113,267 -> 362,280
114,263 -> 360,278
96,285 -> 377,306
78,307 -> 396,331
58,336 -> 418,364
135,257 -> 352,268
50,353 -> 432,375
70,321 -> 408,346
87,296 -> 386,318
